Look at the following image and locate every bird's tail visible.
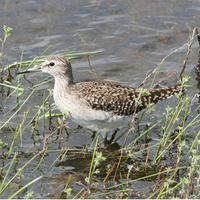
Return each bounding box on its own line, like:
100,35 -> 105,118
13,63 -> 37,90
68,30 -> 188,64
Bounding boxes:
137,84 -> 184,112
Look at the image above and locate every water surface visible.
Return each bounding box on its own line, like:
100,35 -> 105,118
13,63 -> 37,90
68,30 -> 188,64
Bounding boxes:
0,0 -> 199,198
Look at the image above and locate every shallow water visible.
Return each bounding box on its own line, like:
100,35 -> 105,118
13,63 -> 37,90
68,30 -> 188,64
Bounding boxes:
0,0 -> 200,198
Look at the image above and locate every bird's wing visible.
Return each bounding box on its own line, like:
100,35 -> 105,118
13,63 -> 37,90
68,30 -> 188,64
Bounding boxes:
74,82 -> 183,116
74,82 -> 139,115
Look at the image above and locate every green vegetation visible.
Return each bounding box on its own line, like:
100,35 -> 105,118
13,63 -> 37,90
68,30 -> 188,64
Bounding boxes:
0,25 -> 200,199
0,25 -> 12,60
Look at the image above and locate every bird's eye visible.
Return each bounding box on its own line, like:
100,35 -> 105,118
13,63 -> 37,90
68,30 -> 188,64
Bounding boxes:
49,62 -> 55,67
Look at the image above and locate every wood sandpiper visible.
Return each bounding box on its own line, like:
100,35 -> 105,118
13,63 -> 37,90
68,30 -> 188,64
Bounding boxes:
18,56 -> 183,137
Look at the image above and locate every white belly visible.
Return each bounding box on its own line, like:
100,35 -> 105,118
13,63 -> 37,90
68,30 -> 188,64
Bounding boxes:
54,91 -> 132,136
69,109 -> 132,135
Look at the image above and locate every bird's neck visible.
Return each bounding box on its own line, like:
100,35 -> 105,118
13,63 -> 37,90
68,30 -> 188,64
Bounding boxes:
54,74 -> 74,93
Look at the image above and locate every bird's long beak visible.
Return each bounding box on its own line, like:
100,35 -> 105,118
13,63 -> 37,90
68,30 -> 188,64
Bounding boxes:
17,65 -> 42,75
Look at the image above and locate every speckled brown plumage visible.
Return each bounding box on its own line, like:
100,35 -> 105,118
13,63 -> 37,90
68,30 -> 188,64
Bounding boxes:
73,82 -> 182,115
